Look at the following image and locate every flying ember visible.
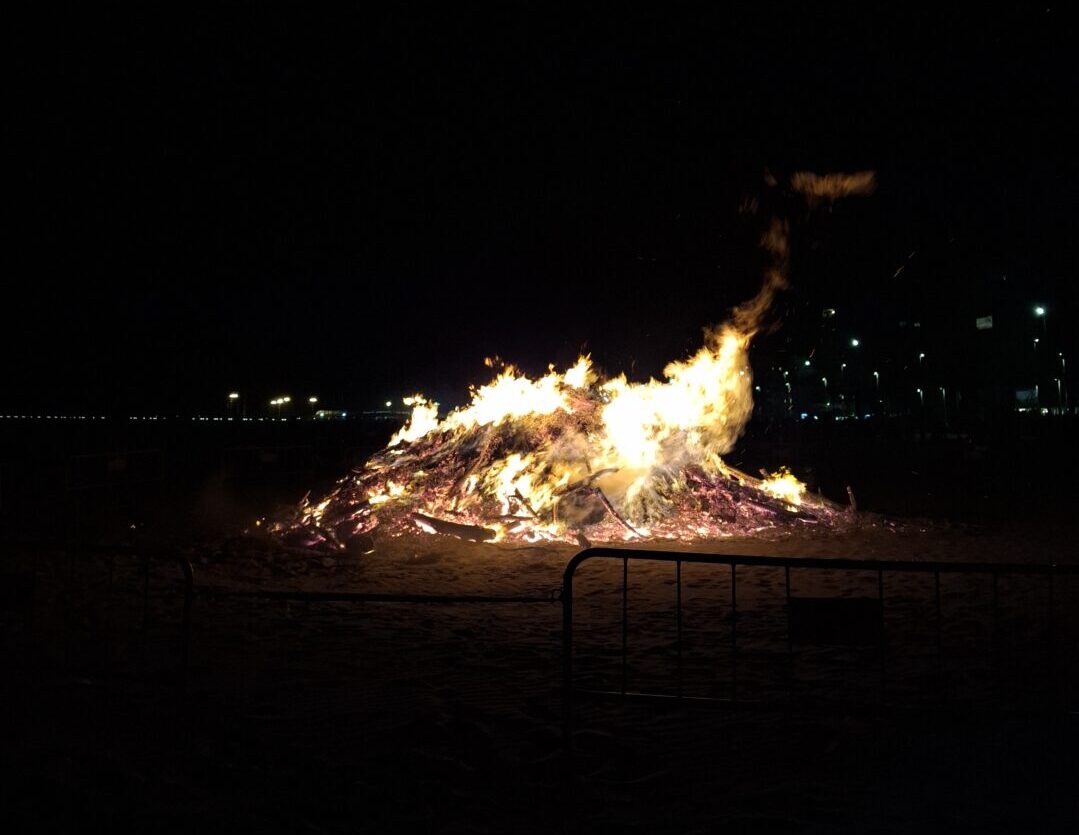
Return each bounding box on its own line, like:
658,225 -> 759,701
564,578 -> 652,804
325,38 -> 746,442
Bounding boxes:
273,171 -> 874,548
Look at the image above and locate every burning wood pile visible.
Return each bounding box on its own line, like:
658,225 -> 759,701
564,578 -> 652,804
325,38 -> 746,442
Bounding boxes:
272,171 -> 872,549
272,338 -> 845,548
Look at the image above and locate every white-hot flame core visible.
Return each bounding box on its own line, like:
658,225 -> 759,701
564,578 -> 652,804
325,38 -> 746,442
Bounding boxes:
599,327 -> 751,472
389,396 -> 440,446
373,322 -> 776,531
759,468 -> 807,507
444,367 -> 570,431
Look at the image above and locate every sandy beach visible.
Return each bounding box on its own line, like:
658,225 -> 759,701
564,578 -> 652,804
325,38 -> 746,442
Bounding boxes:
4,519 -> 1077,832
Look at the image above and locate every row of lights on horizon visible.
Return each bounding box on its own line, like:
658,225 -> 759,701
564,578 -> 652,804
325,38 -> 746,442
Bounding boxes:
227,392 -> 404,419
2,307 -> 1059,423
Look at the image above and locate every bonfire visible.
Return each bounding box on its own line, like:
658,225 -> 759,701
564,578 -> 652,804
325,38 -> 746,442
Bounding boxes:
273,172 -> 874,549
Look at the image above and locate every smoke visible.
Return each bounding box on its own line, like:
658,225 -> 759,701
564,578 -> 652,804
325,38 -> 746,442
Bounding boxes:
791,170 -> 877,207
721,170 -> 876,343
728,217 -> 791,339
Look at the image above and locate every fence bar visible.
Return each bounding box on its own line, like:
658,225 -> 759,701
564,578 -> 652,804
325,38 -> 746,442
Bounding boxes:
560,548 -> 1079,578
878,569 -> 886,697
992,572 -> 1000,695
560,548 -> 1078,745
178,556 -> 194,689
731,563 -> 738,702
676,560 -> 683,699
1046,572 -> 1057,711
934,571 -> 942,654
622,557 -> 628,696
197,589 -> 557,604
142,554 -> 151,632
785,565 -> 792,654
562,556 -> 574,745
935,570 -> 943,695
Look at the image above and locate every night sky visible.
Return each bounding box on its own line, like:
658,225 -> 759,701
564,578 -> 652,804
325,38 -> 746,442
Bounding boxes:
9,7 -> 1076,413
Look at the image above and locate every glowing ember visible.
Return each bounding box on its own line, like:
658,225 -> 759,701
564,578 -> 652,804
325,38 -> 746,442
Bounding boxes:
272,171 -> 874,548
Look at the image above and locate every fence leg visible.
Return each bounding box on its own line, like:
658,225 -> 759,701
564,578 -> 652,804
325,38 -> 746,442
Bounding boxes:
178,555 -> 194,692
991,572 -> 1000,705
1046,572 -> 1055,712
785,565 -> 794,703
562,570 -> 574,749
621,557 -> 628,697
731,564 -> 737,703
142,554 -> 151,633
935,570 -> 942,702
878,570 -> 886,702
676,560 -> 682,700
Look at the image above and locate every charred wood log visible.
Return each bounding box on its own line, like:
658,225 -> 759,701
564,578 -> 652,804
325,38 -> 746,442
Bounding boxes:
410,512 -> 498,542
593,488 -> 642,538
558,468 -> 620,494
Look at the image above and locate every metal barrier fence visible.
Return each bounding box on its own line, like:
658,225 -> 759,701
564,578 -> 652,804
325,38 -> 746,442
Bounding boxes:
562,547 -> 1079,742
8,540 -> 1077,739
0,540 -> 194,685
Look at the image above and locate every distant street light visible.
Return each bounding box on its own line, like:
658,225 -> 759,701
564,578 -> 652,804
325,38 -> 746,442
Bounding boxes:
385,400 -> 393,408
850,338 -> 860,348
270,397 -> 290,419
1034,305 -> 1048,336
229,392 -> 240,400
308,396 -> 318,404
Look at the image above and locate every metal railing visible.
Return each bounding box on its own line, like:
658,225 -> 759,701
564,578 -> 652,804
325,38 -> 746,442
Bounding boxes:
8,539 -> 1076,736
195,588 -> 559,605
562,547 -> 1079,741
1,539 -> 194,685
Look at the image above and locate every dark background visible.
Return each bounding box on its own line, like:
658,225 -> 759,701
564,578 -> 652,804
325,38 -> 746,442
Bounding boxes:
8,7 -> 1077,415
4,13 -> 1079,833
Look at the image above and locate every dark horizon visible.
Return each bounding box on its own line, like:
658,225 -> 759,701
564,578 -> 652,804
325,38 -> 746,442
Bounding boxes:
9,7 -> 1076,413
